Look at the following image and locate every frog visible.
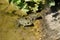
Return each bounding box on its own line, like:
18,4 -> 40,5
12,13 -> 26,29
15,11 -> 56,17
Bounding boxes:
17,8 -> 50,27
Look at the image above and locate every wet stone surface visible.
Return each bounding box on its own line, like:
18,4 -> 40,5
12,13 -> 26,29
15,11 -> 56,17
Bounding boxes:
44,10 -> 60,40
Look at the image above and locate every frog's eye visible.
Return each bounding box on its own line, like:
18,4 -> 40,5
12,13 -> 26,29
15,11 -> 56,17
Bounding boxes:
36,16 -> 42,20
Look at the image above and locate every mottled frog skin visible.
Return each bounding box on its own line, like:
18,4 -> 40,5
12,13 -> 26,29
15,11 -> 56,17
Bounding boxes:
18,13 -> 42,27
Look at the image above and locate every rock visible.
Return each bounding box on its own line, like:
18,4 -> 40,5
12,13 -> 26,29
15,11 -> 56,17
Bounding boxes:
44,10 -> 60,40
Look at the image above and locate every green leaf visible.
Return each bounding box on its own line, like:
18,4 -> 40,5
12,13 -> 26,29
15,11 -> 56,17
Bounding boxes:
21,0 -> 25,3
45,0 -> 55,7
13,0 -> 18,3
17,2 -> 25,9
49,2 -> 55,7
26,1 -> 36,7
9,0 -> 12,3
